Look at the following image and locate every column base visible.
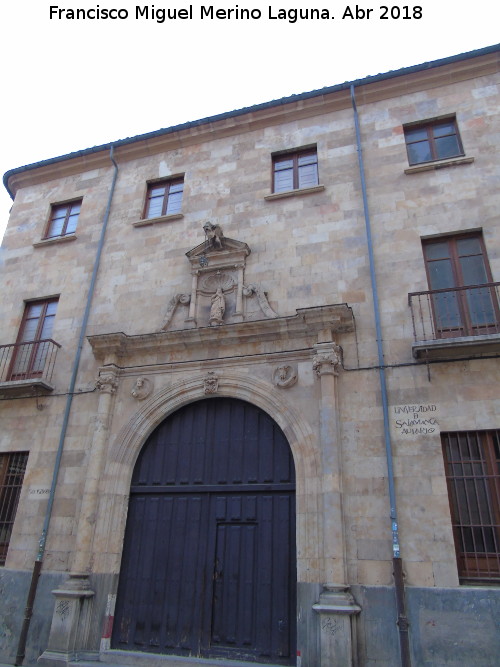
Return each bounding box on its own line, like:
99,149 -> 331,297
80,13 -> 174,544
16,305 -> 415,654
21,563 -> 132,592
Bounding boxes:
38,574 -> 95,667
313,585 -> 361,667
37,649 -> 99,666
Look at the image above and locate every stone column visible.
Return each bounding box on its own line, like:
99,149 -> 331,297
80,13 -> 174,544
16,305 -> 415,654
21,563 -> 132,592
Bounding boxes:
313,340 -> 346,586
72,367 -> 119,573
234,262 -> 245,322
39,368 -> 118,666
312,341 -> 360,666
186,270 -> 198,325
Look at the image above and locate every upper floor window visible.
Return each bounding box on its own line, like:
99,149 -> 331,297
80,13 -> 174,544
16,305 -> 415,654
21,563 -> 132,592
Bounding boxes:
0,451 -> 29,566
9,298 -> 59,380
404,117 -> 464,165
422,233 -> 499,338
272,148 -> 318,193
44,200 -> 81,239
144,178 -> 184,219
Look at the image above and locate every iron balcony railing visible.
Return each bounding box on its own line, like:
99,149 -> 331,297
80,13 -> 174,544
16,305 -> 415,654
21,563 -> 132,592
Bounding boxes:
409,282 -> 500,342
0,339 -> 61,385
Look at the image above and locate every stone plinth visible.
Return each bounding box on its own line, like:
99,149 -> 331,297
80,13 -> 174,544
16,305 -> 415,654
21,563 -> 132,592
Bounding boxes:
313,586 -> 361,667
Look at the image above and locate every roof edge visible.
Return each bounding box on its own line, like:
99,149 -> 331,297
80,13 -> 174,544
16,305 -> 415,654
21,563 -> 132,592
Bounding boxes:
4,42 -> 500,199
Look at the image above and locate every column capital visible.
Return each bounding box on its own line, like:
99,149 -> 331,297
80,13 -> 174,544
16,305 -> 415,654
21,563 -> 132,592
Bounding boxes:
312,342 -> 343,377
96,369 -> 119,394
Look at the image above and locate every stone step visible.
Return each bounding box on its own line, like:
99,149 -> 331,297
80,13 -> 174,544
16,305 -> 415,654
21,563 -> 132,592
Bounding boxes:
70,650 -> 285,667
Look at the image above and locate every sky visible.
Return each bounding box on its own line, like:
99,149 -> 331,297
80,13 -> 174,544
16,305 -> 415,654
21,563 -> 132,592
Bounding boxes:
0,1 -> 499,241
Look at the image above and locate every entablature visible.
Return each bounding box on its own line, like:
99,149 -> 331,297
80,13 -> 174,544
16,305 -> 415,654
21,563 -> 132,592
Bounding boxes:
87,304 -> 355,363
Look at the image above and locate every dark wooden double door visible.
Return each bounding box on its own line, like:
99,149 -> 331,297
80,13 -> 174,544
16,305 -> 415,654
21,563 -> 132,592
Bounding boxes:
112,398 -> 296,664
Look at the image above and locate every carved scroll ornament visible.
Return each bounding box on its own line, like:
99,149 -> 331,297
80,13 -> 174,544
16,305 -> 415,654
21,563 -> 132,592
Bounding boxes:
243,284 -> 278,319
160,293 -> 191,331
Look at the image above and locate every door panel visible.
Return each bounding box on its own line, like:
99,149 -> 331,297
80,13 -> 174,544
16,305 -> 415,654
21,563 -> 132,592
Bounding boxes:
114,493 -> 211,654
112,398 -> 296,664
211,522 -> 258,650
210,493 -> 295,662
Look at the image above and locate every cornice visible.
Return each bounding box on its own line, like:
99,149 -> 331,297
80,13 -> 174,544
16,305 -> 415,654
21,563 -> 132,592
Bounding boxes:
5,49 -> 499,196
7,151 -> 114,194
87,304 -> 355,361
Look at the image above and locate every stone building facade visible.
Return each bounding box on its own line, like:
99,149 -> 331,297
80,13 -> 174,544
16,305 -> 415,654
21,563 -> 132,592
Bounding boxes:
1,45 -> 499,666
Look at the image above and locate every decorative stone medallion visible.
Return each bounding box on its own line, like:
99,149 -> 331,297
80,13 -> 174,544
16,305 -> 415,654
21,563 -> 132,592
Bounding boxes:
273,364 -> 298,388
131,376 -> 153,401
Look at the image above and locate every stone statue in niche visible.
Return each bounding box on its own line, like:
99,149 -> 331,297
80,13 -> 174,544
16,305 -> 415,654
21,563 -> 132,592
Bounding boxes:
203,222 -> 224,250
209,287 -> 226,325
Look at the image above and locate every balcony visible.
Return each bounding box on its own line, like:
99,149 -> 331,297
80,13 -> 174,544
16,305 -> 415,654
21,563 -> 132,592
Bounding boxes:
408,282 -> 500,360
0,339 -> 61,396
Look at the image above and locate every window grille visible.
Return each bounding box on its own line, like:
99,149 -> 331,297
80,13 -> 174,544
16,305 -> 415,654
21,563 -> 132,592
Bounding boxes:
0,452 -> 29,566
442,431 -> 500,583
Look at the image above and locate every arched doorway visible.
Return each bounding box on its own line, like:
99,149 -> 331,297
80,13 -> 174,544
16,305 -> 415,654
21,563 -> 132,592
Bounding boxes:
112,397 -> 296,664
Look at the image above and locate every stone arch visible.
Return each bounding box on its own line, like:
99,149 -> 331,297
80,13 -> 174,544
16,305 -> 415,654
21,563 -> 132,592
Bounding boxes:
111,395 -> 297,662
99,370 -> 324,583
109,371 -> 317,482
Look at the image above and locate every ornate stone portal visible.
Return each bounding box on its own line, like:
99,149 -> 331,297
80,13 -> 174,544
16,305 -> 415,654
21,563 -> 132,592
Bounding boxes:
74,303 -> 357,667
160,224 -> 277,330
39,221 -> 358,667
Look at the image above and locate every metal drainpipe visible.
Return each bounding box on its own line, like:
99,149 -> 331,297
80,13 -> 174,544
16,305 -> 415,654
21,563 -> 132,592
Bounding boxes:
350,85 -> 411,667
15,146 -> 119,666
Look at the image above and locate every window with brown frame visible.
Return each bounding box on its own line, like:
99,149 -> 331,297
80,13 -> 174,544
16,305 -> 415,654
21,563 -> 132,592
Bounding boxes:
422,233 -> 499,338
0,451 -> 29,566
272,148 -> 319,193
441,431 -> 500,583
44,200 -> 82,239
9,298 -> 59,380
144,178 -> 184,219
404,117 -> 464,165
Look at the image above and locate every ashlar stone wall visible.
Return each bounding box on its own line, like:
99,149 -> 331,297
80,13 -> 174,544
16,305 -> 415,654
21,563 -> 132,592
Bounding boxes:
0,52 -> 499,666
